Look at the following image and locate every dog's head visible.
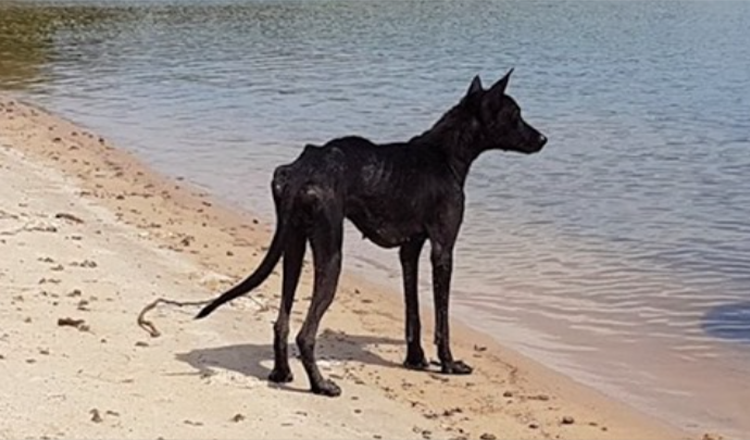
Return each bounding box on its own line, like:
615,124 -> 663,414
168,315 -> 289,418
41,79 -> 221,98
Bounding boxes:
462,70 -> 547,154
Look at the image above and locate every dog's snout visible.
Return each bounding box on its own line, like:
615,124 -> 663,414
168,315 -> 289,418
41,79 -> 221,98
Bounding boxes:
538,134 -> 547,146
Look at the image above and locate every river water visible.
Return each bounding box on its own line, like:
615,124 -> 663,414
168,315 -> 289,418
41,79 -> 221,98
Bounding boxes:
2,0 -> 749,435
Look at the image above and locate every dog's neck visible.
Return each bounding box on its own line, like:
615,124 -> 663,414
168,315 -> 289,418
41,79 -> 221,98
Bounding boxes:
411,105 -> 488,186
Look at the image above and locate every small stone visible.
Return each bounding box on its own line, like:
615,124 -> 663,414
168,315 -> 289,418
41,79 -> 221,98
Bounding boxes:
90,408 -> 103,423
528,423 -> 539,429
480,434 -> 497,440
231,413 -> 245,422
502,391 -> 513,398
135,341 -> 149,347
562,416 -> 575,425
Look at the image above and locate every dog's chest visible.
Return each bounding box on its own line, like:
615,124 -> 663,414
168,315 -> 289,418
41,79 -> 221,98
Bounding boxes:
345,195 -> 424,248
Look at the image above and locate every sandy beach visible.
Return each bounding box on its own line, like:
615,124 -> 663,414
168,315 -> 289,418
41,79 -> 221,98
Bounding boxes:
0,94 -> 699,439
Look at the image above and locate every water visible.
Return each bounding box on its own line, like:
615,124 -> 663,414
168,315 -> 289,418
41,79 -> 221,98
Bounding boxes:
2,0 -> 750,435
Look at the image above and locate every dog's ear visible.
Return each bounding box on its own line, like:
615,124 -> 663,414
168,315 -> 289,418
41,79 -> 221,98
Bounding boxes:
466,75 -> 483,97
461,75 -> 484,112
487,68 -> 513,100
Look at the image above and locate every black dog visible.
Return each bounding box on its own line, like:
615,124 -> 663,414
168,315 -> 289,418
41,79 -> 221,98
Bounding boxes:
197,70 -> 547,397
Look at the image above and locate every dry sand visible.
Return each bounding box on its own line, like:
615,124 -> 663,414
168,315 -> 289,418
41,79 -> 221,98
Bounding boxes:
0,94 -> 701,439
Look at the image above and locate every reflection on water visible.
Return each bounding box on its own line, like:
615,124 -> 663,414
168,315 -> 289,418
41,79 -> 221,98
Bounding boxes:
0,4 -> 132,89
0,5 -> 54,89
2,0 -> 750,436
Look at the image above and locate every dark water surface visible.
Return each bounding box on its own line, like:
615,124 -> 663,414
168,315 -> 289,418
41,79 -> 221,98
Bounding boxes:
2,0 -> 749,435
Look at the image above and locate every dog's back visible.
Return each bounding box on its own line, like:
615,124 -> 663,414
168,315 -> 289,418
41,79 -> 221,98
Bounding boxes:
273,135 -> 455,248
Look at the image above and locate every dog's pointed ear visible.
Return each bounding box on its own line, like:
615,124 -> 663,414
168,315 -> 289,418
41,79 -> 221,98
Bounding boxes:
488,68 -> 513,98
466,75 -> 483,97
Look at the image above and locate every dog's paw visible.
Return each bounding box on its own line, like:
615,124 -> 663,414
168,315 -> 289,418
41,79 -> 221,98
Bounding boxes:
268,368 -> 294,383
403,356 -> 430,370
312,379 -> 342,397
441,359 -> 473,375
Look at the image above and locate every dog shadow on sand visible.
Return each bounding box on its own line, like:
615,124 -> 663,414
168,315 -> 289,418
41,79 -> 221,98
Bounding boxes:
175,329 -> 404,393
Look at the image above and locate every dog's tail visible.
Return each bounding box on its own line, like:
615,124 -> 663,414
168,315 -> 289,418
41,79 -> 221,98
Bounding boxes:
195,214 -> 287,319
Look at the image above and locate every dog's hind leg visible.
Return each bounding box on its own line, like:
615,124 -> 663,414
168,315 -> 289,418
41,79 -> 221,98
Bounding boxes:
399,237 -> 429,370
269,225 -> 306,384
296,202 -> 344,396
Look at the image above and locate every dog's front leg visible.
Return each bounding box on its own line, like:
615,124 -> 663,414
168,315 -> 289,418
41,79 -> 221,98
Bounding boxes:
400,237 -> 428,370
431,241 -> 473,375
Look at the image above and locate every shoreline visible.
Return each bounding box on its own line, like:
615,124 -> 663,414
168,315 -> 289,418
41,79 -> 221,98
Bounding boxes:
1,94 -> 698,439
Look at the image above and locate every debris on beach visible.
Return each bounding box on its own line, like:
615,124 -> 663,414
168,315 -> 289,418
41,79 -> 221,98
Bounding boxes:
71,259 -> 98,268
57,317 -> 89,332
55,212 -> 85,224
67,289 -> 82,297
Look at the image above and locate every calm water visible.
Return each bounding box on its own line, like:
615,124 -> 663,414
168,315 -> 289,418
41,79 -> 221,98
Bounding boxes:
2,0 -> 750,435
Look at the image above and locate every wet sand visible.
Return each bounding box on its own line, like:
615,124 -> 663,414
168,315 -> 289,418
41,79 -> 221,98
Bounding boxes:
0,94 -> 700,439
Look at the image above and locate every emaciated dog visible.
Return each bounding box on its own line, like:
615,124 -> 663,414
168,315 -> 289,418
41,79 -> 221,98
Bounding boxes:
197,70 -> 547,397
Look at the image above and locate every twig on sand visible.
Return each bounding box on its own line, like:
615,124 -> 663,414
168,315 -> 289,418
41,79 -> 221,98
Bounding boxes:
137,295 -> 270,338
137,298 -> 210,338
